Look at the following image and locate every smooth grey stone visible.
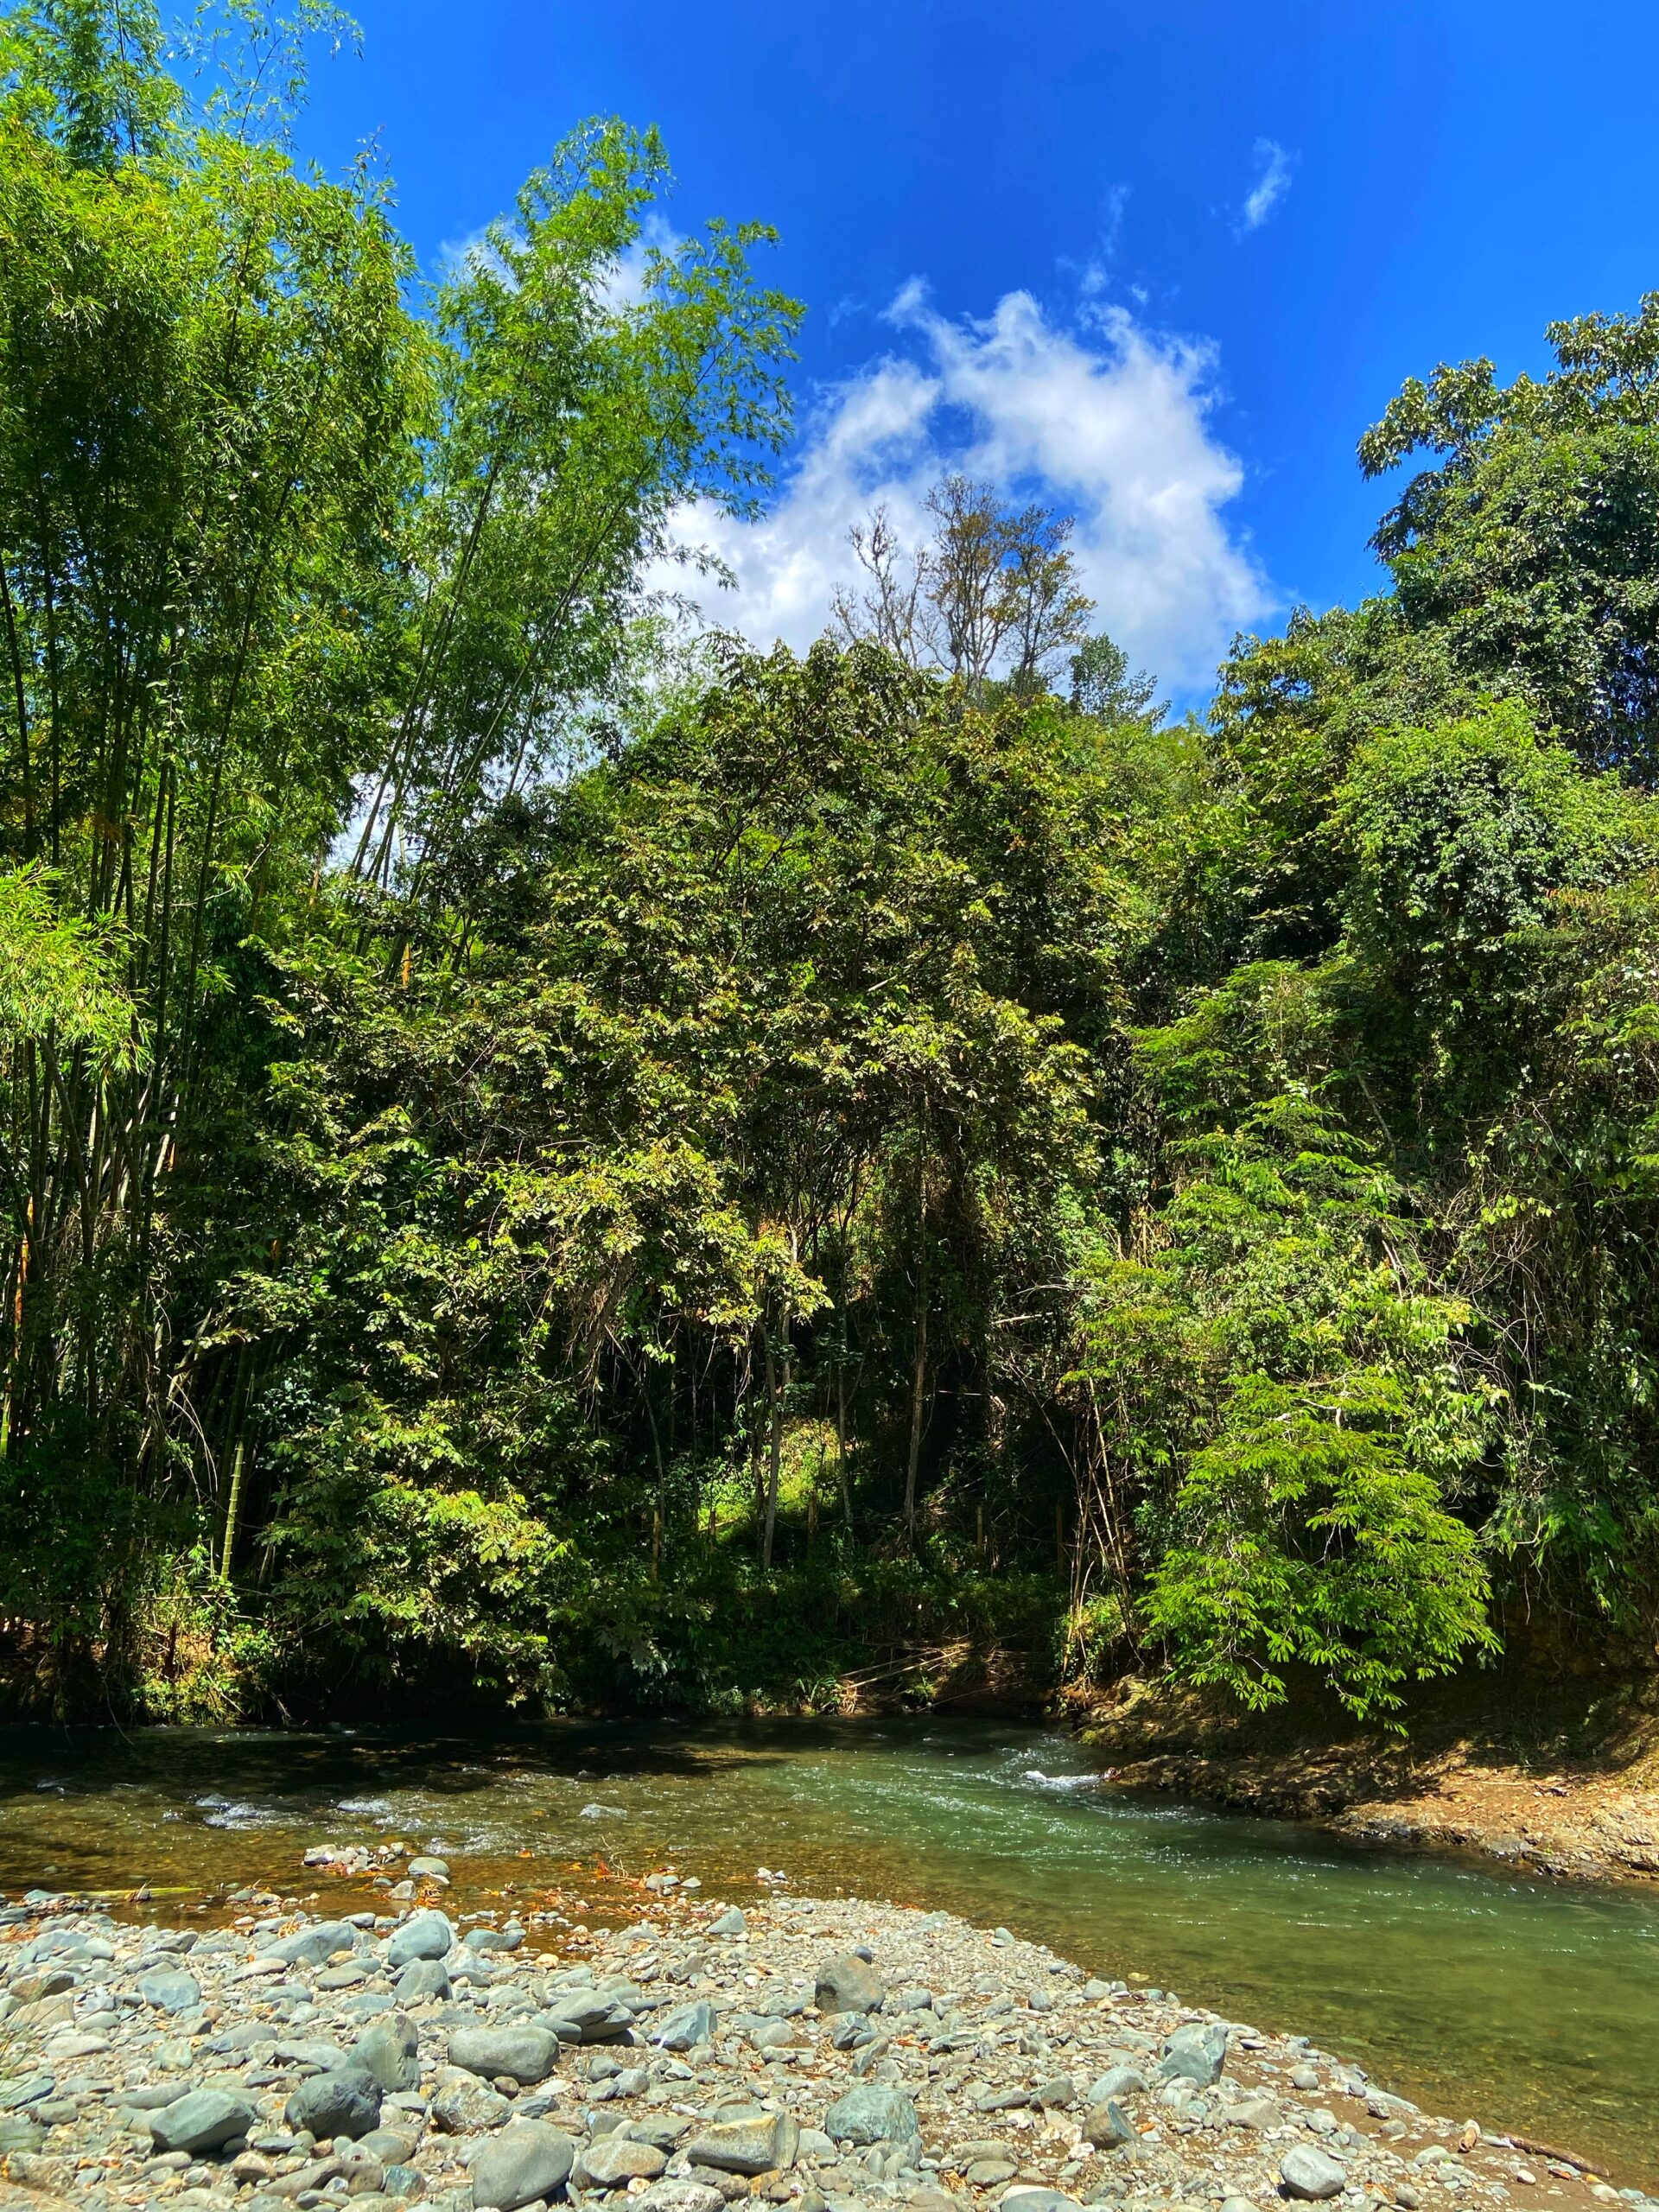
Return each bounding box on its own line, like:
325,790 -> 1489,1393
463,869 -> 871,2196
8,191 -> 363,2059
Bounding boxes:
260,1919 -> 358,1968
576,2134 -> 669,2186
684,2112 -> 800,2175
1033,2075 -> 1075,2109
1281,2146 -> 1349,2201
283,2063 -> 382,2139
358,2126 -> 417,2161
121,2082 -> 194,2112
1087,2067 -> 1146,2103
816,1954 -> 886,2016
638,2186 -> 725,2212
449,2023 -> 561,2084
1159,2021 -> 1228,2087
149,2088 -> 257,2154
275,2037 -> 353,2071
654,2008 -> 716,2052
387,1910 -> 454,1967
470,2120 -> 576,2210
396,1955 -> 453,2003
356,2012 -> 421,2091
0,2118 -> 41,2155
705,1908 -> 746,1937
383,2163 -> 426,2198
431,2076 -> 512,2133
0,2072 -> 54,2112
823,2087 -> 920,2149
550,1991 -> 634,2042
1000,2194 -> 1084,2212
1221,2094 -> 1280,2129
408,1856 -> 450,1881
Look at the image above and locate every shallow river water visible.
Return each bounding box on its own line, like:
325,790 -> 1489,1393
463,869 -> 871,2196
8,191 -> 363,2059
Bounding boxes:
3,1718 -> 1657,2183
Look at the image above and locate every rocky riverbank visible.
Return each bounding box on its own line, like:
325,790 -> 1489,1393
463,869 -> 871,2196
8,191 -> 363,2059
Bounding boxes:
0,1883 -> 1645,2212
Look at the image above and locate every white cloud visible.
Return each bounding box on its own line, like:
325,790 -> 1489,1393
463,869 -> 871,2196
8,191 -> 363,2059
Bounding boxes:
1237,139 -> 1293,234
653,283 -> 1272,696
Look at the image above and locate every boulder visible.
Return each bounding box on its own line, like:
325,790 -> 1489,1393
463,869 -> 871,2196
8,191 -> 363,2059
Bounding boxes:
355,2012 -> 421,2092
283,2065 -> 382,2141
1086,2066 -> 1146,2102
547,1990 -> 633,2042
137,1968 -> 200,2014
638,2186 -> 726,2212
470,2120 -> 576,2211
1159,2022 -> 1228,2087
1083,2098 -> 1134,2150
387,1909 -> 454,1967
431,2075 -> 512,2133
823,2086 -> 920,2150
394,1955 -> 452,2003
577,2134 -> 670,2187
652,1999 -> 716,2051
149,2088 -> 257,2156
259,1919 -> 357,1969
815,1953 -> 886,2016
448,2024 -> 562,2085
684,2112 -> 800,2176
1281,2146 -> 1348,2201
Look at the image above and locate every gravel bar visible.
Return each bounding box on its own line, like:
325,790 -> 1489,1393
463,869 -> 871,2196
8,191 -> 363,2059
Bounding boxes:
0,1878 -> 1649,2212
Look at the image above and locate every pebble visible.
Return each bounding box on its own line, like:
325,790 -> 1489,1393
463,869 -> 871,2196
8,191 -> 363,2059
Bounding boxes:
0,1873 -> 1634,2212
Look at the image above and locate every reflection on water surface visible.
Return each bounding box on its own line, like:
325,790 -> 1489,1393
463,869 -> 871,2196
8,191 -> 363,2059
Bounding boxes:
3,1717 -> 1656,2183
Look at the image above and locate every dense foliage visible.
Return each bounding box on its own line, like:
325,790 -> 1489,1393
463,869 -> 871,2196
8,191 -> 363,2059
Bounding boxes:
3,6 -> 1659,1727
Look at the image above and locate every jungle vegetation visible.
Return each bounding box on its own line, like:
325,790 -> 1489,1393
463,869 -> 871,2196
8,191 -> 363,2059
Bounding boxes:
4,2 -> 1659,1726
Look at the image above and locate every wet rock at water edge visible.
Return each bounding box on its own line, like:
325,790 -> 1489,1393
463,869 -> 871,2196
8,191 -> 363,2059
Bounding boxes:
684,2112 -> 800,2175
469,2120 -> 575,2210
816,1951 -> 886,2015
823,2084 -> 921,2149
1281,2145 -> 1349,2200
283,2063 -> 383,2140
149,2088 -> 258,2156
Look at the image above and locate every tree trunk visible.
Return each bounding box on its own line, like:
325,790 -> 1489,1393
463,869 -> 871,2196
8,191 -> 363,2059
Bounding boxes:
903,1298 -> 927,1541
762,1324 -> 789,1570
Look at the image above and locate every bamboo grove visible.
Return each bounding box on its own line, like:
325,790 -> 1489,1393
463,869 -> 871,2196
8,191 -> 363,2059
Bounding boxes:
6,6 -> 1659,1726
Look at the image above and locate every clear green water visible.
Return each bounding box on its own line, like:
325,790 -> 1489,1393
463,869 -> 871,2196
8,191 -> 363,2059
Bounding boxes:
3,1718 -> 1656,2184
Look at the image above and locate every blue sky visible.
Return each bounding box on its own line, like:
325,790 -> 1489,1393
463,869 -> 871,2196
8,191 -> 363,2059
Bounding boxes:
294,0 -> 1659,702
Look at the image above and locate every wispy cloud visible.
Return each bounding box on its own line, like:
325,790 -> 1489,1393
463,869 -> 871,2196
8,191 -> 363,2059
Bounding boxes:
649,279 -> 1273,696
1236,138 -> 1294,235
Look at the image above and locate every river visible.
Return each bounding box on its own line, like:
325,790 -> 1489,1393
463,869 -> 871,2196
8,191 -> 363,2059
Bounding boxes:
3,1717 -> 1656,2183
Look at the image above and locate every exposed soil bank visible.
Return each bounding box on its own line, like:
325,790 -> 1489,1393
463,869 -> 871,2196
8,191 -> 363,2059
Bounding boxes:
1067,1651 -> 1659,1889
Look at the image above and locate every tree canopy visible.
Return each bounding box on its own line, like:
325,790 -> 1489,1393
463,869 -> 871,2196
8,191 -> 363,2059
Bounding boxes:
3,4 -> 1658,1731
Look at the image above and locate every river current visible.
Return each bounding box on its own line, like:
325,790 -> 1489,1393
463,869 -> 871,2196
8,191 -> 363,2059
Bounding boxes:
3,1718 -> 1656,2183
